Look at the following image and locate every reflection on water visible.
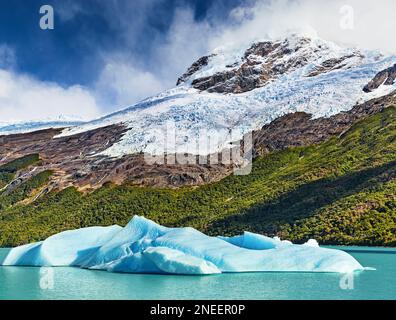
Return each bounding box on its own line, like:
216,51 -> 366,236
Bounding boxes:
1,247 -> 395,300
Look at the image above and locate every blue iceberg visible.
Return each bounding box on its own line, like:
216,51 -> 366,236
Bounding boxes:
2,216 -> 364,274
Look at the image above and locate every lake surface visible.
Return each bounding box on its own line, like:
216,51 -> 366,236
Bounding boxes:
0,246 -> 395,300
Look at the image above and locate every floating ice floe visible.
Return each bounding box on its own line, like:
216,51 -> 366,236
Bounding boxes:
2,216 -> 365,275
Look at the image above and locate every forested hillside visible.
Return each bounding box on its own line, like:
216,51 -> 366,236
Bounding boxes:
0,107 -> 395,247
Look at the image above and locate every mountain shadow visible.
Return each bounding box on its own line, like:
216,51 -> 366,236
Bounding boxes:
207,161 -> 396,238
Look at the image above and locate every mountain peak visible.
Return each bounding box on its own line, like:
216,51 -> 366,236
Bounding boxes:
31,35 -> 396,160
176,35 -> 366,94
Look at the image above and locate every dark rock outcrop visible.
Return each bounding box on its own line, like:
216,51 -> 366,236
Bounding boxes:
363,64 -> 396,93
177,55 -> 215,86
306,54 -> 360,77
178,37 -> 362,94
188,38 -> 314,94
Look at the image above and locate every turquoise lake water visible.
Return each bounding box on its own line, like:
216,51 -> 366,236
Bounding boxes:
0,247 -> 395,300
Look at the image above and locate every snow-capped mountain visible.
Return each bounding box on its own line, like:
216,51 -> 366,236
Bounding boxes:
55,35 -> 396,158
2,35 -> 396,251
0,120 -> 84,136
0,115 -> 84,136
2,34 -> 396,190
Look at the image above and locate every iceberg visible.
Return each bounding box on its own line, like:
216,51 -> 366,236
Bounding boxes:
2,216 -> 365,275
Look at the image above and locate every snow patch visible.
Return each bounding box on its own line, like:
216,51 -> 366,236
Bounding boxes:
0,120 -> 83,136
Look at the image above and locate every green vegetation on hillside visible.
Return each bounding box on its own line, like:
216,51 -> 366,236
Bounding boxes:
0,154 -> 40,189
0,154 -> 40,173
0,170 -> 52,211
0,108 -> 395,247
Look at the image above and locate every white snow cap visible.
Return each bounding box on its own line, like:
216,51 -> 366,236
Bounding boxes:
51,35 -> 396,158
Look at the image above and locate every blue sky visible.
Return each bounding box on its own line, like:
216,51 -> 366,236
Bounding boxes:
0,0 -> 394,123
0,0 -> 247,87
0,0 -> 252,122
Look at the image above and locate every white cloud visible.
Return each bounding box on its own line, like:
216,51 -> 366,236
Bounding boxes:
94,0 -> 396,113
94,59 -> 165,109
0,69 -> 101,123
211,0 -> 396,54
155,9 -> 214,84
93,8 -> 214,110
2,0 -> 396,124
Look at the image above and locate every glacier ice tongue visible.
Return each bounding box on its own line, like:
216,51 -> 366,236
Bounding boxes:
2,216 -> 365,275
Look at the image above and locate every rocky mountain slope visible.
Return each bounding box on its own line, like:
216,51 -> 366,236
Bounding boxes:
2,35 -> 396,190
52,35 -> 396,158
252,91 -> 396,154
1,105 -> 395,247
1,34 -> 396,247
364,63 -> 396,92
179,37 -> 363,93
1,91 -> 395,192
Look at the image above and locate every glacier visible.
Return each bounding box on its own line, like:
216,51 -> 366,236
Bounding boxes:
2,216 -> 365,275
0,119 -> 84,136
54,35 -> 396,158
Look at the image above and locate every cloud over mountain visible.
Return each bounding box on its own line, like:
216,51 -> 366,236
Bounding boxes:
1,0 -> 395,123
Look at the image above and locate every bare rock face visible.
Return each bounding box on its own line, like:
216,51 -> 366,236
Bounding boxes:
177,37 -> 363,94
253,91 -> 396,155
0,125 -> 232,191
2,92 -> 394,194
306,54 -> 359,77
0,125 -> 128,191
176,55 -> 214,86
187,38 -> 314,94
363,64 -> 396,93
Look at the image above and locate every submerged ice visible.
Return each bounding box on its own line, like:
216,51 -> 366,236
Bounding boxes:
2,216 -> 364,274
